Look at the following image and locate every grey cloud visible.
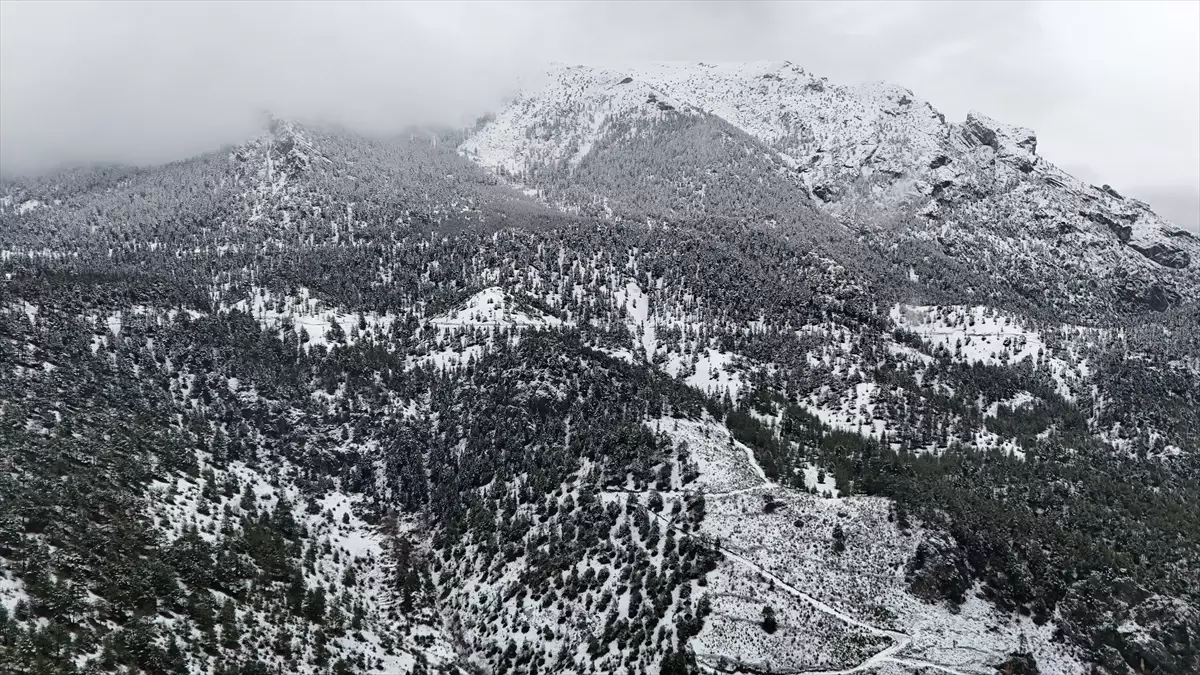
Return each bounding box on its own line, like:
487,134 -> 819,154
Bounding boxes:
1128,186 -> 1200,233
2,0 -> 1196,220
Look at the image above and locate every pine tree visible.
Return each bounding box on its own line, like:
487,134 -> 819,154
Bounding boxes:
761,605 -> 777,634
219,599 -> 240,649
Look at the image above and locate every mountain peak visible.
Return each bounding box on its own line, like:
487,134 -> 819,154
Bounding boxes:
461,60 -> 1199,309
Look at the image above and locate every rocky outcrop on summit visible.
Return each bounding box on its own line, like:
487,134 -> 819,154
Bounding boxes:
961,111 -> 1038,173
462,61 -> 1198,312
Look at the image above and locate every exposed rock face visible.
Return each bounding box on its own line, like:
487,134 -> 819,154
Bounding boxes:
1129,242 -> 1191,269
993,652 -> 1041,675
1059,577 -> 1200,675
1118,279 -> 1183,311
962,111 -> 1038,173
812,185 -> 837,202
1082,210 -> 1133,243
963,111 -> 1037,155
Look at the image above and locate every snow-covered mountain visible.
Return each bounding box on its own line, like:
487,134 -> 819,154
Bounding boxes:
462,61 -> 1200,312
3,67 -> 1199,675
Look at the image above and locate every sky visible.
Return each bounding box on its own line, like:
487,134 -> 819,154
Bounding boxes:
1,0 -> 1197,230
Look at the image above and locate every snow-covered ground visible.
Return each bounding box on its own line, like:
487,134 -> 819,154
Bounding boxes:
610,278 -> 760,402
660,412 -> 1088,675
662,348 -> 749,402
218,286 -> 396,349
800,381 -> 893,440
647,414 -> 766,495
0,566 -> 28,617
693,566 -> 887,673
146,451 -> 460,674
891,304 -> 1090,400
428,286 -> 564,330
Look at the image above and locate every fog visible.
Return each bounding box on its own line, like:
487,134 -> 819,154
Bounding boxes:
1,1 -> 1197,229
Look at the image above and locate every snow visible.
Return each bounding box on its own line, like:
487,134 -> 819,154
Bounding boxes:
406,344 -> 486,372
700,487 -> 1086,675
985,391 -> 1036,418
0,568 -> 29,616
964,111 -> 1037,159
459,63 -> 696,178
800,381 -> 894,440
614,280 -> 655,359
887,340 -> 934,365
428,286 -> 563,329
219,286 -> 395,350
462,61 -> 946,220
647,414 -> 767,495
146,452 -> 460,673
663,348 -> 748,401
693,566 -> 886,673
17,199 -> 46,215
802,464 -> 841,498
891,303 -> 1088,400
609,277 -> 753,401
591,345 -> 635,363
586,424 -> 1087,674
464,60 -> 1200,280
893,591 -> 1089,675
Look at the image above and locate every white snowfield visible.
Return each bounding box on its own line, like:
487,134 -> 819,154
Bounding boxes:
428,286 -> 564,330
891,303 -> 1092,400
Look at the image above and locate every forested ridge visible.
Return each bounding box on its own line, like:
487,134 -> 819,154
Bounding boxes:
0,107 -> 1196,675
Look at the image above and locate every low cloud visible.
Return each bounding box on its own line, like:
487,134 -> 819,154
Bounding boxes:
2,0 -> 1196,221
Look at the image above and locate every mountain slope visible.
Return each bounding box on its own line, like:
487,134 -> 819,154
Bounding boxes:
462,61 -> 1200,314
462,65 -> 834,234
1,95 -> 1198,675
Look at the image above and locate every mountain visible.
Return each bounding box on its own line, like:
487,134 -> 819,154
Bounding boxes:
1,66 -> 1198,675
462,61 -> 1200,313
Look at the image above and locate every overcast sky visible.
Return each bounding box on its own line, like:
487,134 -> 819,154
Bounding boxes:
2,0 -> 1197,229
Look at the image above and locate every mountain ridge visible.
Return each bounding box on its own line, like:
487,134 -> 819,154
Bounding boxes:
461,61 -> 1199,313
1,60 -> 1198,675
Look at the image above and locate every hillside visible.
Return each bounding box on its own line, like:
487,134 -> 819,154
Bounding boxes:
1,66 -> 1198,675
462,61 -> 1200,315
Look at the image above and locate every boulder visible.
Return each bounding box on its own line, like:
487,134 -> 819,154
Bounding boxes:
1128,242 -> 1191,269
1118,280 -> 1182,311
812,185 -> 837,202
1081,210 -> 1133,243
